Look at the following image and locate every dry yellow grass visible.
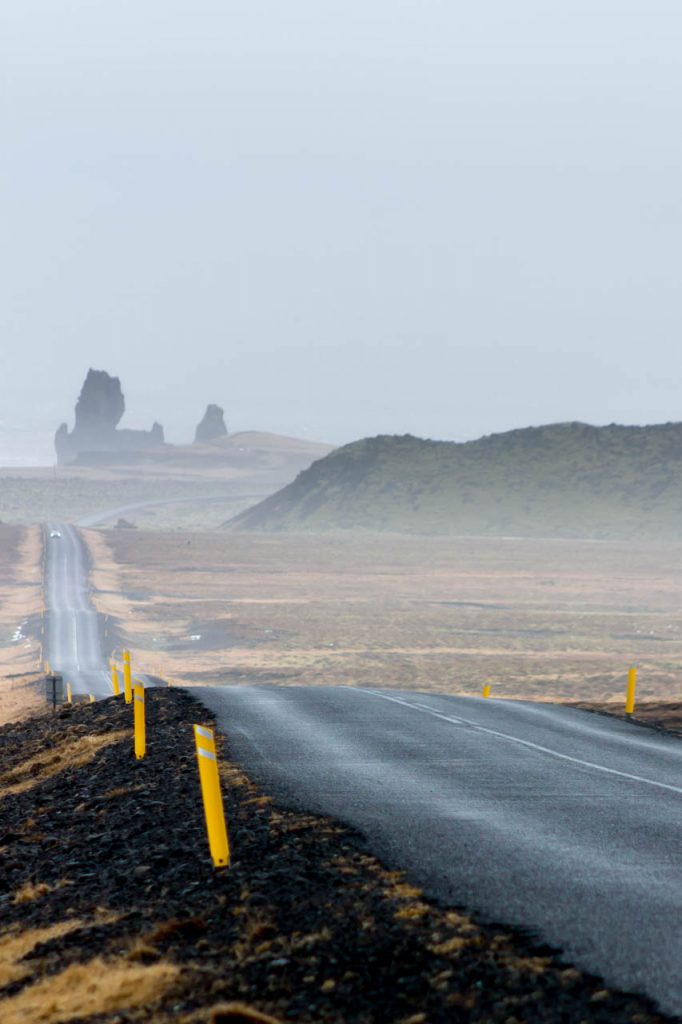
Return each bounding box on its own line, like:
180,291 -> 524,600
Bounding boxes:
0,525 -> 44,725
0,956 -> 178,1024
12,881 -> 52,904
201,1003 -> 283,1024
0,674 -> 45,729
12,879 -> 72,905
83,529 -> 682,702
428,936 -> 471,956
0,921 -> 85,988
0,730 -> 128,799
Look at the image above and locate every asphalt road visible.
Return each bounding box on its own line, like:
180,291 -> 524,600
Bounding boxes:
44,523 -> 114,697
195,684 -> 682,1017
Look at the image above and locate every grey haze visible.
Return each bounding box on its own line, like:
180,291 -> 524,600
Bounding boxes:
2,0 -> 681,463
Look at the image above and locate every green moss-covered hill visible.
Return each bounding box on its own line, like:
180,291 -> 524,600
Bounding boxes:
225,422 -> 682,539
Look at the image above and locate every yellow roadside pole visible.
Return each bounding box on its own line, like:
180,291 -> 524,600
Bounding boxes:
625,666 -> 638,717
193,725 -> 230,868
123,650 -> 132,704
44,661 -> 51,675
66,682 -> 72,705
133,681 -> 146,759
111,664 -> 121,697
482,684 -> 491,699
89,694 -> 96,704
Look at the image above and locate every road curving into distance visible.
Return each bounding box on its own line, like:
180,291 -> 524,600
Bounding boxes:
194,684 -> 682,1017
74,492 -> 264,528
43,522 -> 682,1014
44,522 -> 115,697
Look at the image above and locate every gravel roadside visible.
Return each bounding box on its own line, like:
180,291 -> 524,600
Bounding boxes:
569,700 -> 682,739
0,689 -> 673,1024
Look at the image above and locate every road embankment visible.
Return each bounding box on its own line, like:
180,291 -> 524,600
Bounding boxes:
571,700 -> 682,737
0,689 -> 671,1024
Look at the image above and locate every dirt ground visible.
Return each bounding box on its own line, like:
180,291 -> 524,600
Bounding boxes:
0,525 -> 44,724
570,700 -> 682,736
85,530 -> 682,703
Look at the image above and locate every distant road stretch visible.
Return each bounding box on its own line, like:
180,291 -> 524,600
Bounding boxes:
195,684 -> 682,1017
45,523 -> 115,696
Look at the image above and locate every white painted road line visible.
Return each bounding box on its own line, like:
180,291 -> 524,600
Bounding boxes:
363,688 -> 682,797
194,683 -> 682,1015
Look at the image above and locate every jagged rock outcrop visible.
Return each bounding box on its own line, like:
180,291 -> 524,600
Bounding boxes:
55,369 -> 165,465
194,404 -> 228,443
74,369 -> 125,435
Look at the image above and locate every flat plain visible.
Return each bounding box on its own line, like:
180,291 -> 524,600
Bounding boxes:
86,530 -> 682,702
0,431 -> 332,528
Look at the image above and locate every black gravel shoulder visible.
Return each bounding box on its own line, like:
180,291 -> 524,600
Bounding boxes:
0,689 -> 674,1024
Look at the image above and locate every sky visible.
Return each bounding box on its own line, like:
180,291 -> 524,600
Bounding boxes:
2,1 -> 682,463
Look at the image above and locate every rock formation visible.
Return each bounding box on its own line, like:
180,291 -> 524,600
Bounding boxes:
55,369 -> 165,465
115,517 -> 137,529
194,404 -> 228,443
74,369 -> 125,435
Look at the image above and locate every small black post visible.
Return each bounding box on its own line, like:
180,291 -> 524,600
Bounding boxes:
45,673 -> 64,710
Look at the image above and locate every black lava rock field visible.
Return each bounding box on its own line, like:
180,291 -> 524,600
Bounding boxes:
0,689 -> 674,1023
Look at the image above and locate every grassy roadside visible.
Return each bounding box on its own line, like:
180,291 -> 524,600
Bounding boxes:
0,689 -> 671,1024
0,525 -> 44,725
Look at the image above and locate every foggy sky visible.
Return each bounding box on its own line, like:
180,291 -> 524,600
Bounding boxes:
2,1 -> 682,461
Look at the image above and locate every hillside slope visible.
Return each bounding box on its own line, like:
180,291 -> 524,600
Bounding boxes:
227,422 -> 682,539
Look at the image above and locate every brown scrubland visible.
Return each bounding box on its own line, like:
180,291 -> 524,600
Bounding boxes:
85,530 -> 682,703
0,525 -> 44,724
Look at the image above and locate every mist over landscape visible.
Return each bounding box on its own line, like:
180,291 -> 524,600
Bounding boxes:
3,1 -> 682,463
5,4 -> 682,1023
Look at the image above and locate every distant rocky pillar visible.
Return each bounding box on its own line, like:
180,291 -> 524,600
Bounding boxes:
150,422 -> 165,444
194,404 -> 228,443
54,422 -> 73,465
54,368 -> 166,464
74,369 -> 125,437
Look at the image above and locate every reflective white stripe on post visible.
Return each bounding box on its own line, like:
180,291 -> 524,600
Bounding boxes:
133,682 -> 146,759
193,723 -> 230,868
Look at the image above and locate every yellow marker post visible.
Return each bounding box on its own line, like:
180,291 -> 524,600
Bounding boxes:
66,682 -> 72,705
133,681 -> 146,759
193,725 -> 230,868
123,650 -> 132,705
89,694 -> 96,704
482,684 -> 491,698
44,661 -> 51,675
111,664 -> 121,697
625,665 -> 637,716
